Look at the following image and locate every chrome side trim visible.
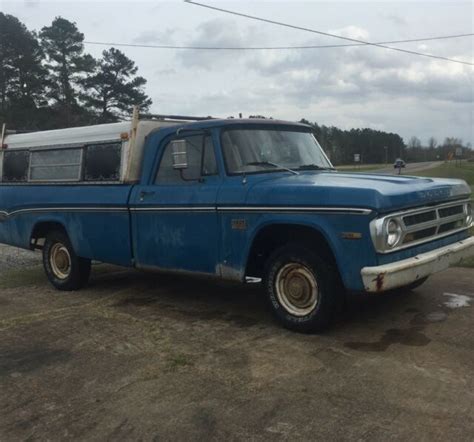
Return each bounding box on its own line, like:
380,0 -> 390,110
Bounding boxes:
0,205 -> 373,218
131,206 -> 372,215
217,206 -> 372,215
0,207 -> 128,218
130,206 -> 215,212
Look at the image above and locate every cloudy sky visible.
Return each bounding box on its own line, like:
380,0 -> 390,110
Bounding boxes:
2,0 -> 473,145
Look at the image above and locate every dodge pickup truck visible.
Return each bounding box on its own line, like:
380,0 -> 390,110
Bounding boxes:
1,111 -> 473,332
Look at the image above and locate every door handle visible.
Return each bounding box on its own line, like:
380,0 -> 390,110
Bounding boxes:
139,190 -> 156,201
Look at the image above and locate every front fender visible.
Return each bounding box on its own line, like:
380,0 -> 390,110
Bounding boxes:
219,211 -> 376,291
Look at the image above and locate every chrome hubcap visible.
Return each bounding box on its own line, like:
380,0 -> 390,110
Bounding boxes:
276,263 -> 319,316
50,243 -> 71,280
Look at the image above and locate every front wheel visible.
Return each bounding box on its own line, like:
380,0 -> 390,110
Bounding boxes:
42,230 -> 91,291
263,244 -> 342,333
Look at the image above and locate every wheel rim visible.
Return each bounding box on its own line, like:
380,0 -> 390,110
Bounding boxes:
275,263 -> 319,316
49,243 -> 71,280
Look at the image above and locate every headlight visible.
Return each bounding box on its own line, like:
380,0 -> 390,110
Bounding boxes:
386,219 -> 402,248
466,202 -> 473,226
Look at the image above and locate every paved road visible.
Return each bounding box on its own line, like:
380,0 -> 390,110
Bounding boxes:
372,161 -> 443,175
1,252 -> 474,440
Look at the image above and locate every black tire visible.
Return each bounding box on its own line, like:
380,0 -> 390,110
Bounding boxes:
263,243 -> 342,333
405,276 -> 429,291
390,276 -> 429,294
42,230 -> 91,291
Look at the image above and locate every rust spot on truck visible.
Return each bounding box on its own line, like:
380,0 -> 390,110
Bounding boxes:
374,273 -> 385,292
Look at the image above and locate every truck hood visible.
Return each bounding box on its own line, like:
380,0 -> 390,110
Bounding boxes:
245,171 -> 471,213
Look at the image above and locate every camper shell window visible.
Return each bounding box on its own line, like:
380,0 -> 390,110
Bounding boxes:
29,148 -> 83,182
84,142 -> 121,182
1,140 -> 124,183
2,150 -> 30,183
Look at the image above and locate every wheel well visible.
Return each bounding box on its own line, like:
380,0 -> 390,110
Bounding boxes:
245,224 -> 339,278
30,222 -> 67,250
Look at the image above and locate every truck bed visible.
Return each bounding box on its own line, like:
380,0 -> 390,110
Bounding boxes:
0,184 -> 135,267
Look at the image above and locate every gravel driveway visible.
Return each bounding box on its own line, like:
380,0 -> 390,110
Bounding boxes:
1,243 -> 474,440
0,244 -> 40,273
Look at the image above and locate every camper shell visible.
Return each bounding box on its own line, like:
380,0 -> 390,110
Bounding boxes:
0,113 -> 195,184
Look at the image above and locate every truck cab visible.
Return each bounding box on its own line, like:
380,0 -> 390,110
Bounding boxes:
1,115 -> 473,332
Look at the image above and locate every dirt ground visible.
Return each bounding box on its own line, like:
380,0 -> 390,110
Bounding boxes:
1,245 -> 474,441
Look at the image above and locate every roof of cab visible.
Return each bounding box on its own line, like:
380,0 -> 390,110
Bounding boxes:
147,117 -> 312,138
178,118 -> 311,129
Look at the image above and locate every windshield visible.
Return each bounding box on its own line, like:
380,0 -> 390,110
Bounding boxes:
221,128 -> 333,175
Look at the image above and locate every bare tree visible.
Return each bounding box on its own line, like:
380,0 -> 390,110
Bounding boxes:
407,136 -> 422,149
428,137 -> 438,150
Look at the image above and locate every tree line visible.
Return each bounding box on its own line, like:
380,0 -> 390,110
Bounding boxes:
0,13 -> 151,130
301,120 -> 472,165
1,13 -> 471,164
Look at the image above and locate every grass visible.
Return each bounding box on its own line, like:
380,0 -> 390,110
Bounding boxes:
166,354 -> 193,372
458,256 -> 474,269
413,161 -> 474,187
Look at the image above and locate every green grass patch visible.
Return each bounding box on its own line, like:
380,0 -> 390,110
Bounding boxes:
166,354 -> 194,371
413,161 -> 474,186
457,256 -> 474,269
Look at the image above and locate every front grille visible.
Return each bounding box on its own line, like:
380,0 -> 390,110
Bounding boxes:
439,205 -> 463,218
401,202 -> 467,246
403,211 -> 436,227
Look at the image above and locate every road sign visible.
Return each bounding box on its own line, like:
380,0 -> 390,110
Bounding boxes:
455,147 -> 463,158
354,154 -> 360,163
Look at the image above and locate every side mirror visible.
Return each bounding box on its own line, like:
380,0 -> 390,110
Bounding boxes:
171,139 -> 188,169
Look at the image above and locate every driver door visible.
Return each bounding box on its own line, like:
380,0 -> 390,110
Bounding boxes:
131,133 -> 221,275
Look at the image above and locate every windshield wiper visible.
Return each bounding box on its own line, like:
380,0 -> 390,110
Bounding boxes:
296,164 -> 335,171
246,161 -> 299,175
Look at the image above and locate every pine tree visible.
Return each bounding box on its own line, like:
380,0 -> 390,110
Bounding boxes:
82,47 -> 152,123
0,13 -> 46,129
40,17 -> 95,127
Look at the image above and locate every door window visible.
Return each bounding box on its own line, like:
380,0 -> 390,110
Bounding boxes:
155,135 -> 217,184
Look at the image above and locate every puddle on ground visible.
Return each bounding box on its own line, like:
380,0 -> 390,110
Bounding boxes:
344,296 -> 466,352
443,293 -> 472,309
424,311 -> 448,322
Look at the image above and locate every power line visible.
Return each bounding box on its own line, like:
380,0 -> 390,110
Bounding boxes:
84,33 -> 474,51
184,0 -> 474,66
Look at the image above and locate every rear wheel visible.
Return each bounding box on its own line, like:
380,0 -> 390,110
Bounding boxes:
263,243 -> 342,333
42,230 -> 91,291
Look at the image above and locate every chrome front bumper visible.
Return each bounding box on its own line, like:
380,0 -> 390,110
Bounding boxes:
361,236 -> 474,292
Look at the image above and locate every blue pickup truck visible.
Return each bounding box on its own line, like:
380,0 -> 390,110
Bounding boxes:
1,113 -> 473,332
